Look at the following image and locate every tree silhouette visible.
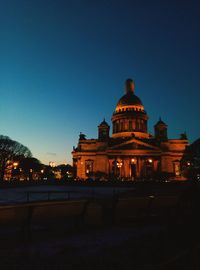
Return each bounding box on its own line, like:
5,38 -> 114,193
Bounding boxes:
0,135 -> 32,180
19,157 -> 42,172
56,164 -> 73,178
18,157 -> 43,180
181,138 -> 200,179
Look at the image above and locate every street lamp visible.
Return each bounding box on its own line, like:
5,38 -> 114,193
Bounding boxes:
131,158 -> 136,164
116,160 -> 123,180
12,162 -> 19,181
13,162 -> 19,169
117,161 -> 123,168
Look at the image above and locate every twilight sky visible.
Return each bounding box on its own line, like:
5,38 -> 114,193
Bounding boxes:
0,0 -> 200,165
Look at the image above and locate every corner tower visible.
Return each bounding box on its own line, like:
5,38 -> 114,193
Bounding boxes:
98,119 -> 110,141
154,118 -> 168,141
112,79 -> 149,138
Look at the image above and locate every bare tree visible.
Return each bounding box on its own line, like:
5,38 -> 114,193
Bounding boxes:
0,135 -> 32,180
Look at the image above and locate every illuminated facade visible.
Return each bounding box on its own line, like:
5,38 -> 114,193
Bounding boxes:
72,79 -> 188,180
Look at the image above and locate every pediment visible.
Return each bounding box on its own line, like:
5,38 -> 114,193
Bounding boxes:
109,138 -> 160,151
112,143 -> 153,150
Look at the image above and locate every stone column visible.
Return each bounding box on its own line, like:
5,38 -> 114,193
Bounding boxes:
121,159 -> 125,177
108,159 -> 114,176
136,157 -> 140,178
138,158 -> 145,179
124,158 -> 130,178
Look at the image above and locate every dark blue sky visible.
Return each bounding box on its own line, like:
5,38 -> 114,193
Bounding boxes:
0,0 -> 200,164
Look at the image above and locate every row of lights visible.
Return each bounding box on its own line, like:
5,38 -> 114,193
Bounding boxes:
12,162 -> 44,173
117,158 -> 153,167
131,158 -> 153,164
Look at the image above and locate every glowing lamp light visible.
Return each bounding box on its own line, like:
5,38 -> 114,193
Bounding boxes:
148,159 -> 153,163
49,162 -> 56,167
117,161 -> 123,168
187,162 -> 191,166
13,162 -> 19,169
131,158 -> 136,164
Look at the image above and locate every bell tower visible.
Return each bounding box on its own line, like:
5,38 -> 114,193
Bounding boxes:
154,118 -> 168,141
98,119 -> 110,141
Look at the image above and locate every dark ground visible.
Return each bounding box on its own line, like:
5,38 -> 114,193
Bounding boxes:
0,181 -> 200,270
0,221 -> 199,270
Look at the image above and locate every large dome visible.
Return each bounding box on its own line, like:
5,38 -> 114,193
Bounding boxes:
117,92 -> 143,107
112,78 -> 149,139
115,79 -> 144,113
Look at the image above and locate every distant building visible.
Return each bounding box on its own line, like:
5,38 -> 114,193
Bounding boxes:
72,79 -> 188,180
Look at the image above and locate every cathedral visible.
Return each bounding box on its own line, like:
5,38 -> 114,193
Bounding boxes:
72,79 -> 188,180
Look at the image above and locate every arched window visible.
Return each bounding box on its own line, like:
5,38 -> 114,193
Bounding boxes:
129,120 -> 132,131
136,119 -> 139,130
116,122 -> 119,132
120,121 -> 124,131
85,160 -> 94,175
132,120 -> 135,130
113,123 -> 116,133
